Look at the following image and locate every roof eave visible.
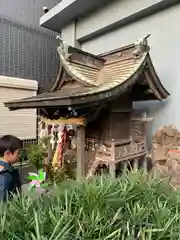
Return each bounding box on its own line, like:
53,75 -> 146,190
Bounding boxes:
40,0 -> 114,32
146,55 -> 170,99
132,54 -> 170,102
5,61 -> 145,111
4,49 -> 170,111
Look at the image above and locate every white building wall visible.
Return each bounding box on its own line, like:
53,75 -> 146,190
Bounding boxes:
0,76 -> 38,140
81,4 -> 180,135
76,0 -> 162,40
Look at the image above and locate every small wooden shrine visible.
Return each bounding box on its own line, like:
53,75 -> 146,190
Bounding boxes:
5,34 -> 169,179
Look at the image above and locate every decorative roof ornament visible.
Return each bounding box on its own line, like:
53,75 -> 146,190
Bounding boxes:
43,6 -> 49,14
133,33 -> 151,59
56,35 -> 70,60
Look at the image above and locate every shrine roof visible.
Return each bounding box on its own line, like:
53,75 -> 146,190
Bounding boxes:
5,35 -> 169,110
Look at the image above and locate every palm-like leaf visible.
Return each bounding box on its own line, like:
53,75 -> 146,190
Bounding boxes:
1,171 -> 180,239
39,169 -> 46,181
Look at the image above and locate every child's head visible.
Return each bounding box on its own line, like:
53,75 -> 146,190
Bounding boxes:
0,135 -> 23,164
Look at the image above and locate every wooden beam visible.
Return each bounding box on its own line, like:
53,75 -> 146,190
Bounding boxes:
115,151 -> 148,163
40,116 -> 86,126
132,111 -> 154,122
131,117 -> 154,122
76,125 -> 85,181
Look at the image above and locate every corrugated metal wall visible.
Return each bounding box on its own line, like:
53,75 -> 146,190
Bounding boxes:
0,16 -> 59,93
0,0 -> 60,93
0,0 -> 59,27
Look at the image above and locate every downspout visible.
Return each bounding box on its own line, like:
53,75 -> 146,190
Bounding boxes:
73,20 -> 81,49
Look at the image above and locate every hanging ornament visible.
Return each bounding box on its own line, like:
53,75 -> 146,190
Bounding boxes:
50,124 -> 56,150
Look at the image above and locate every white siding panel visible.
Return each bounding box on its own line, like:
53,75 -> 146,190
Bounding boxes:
0,76 -> 37,140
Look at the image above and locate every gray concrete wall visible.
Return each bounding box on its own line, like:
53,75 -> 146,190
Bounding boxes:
0,0 -> 58,27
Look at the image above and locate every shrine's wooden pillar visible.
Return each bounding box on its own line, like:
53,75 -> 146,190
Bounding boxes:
109,139 -> 116,177
76,125 -> 85,181
143,155 -> 148,173
123,161 -> 128,172
133,158 -> 139,172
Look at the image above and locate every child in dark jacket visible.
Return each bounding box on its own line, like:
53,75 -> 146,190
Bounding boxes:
0,135 -> 22,202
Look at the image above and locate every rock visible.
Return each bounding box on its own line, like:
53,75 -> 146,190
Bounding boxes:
168,151 -> 180,162
171,161 -> 180,173
152,125 -> 180,148
152,125 -> 180,187
166,159 -> 173,169
155,164 -> 169,177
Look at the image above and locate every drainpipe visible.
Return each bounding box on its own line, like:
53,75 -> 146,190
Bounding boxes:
61,20 -> 81,48
74,20 -> 81,49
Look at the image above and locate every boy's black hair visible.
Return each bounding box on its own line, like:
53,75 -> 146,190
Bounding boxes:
0,135 -> 23,156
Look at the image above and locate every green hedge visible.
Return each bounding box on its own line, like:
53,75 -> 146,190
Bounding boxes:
1,172 -> 180,239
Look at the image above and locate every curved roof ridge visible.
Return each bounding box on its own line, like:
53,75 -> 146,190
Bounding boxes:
58,47 -> 99,87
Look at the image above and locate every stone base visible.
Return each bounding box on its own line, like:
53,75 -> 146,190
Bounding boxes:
152,125 -> 180,188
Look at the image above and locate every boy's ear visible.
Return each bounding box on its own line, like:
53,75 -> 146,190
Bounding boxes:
4,150 -> 11,156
